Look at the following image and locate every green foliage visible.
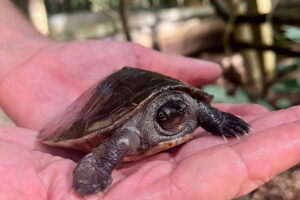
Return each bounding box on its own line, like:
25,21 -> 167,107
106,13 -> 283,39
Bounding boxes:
275,33 -> 290,46
44,0 -> 90,13
275,98 -> 292,108
93,0 -> 120,9
202,85 -> 275,110
272,59 -> 300,93
202,85 -> 251,104
70,0 -> 89,8
271,79 -> 300,92
282,25 -> 300,43
268,58 -> 300,109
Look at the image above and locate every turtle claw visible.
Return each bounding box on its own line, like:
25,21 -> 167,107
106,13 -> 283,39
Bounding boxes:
197,102 -> 250,140
217,112 -> 250,138
221,134 -> 228,142
234,134 -> 240,140
243,131 -> 249,136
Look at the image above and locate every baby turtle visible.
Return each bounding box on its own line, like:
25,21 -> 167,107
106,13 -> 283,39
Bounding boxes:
39,67 -> 249,195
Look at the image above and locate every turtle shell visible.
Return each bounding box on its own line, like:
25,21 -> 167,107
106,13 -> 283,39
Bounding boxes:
39,67 -> 213,152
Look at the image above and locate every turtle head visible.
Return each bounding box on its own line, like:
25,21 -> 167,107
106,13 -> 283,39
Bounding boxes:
156,100 -> 187,132
121,91 -> 199,151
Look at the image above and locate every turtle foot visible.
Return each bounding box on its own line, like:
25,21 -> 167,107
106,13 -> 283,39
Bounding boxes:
218,112 -> 250,138
197,102 -> 250,139
72,153 -> 112,195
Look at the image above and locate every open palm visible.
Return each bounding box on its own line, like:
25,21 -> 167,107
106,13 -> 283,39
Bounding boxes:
0,41 -> 299,200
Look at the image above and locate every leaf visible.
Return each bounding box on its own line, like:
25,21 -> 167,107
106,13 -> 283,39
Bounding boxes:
202,85 -> 251,104
271,79 -> 300,92
275,98 -> 292,109
282,25 -> 300,43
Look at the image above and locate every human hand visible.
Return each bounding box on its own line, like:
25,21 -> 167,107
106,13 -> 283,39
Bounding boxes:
1,104 -> 299,200
1,2 -> 298,199
0,40 -> 220,130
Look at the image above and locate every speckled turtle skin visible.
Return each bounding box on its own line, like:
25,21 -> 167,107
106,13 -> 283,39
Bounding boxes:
39,67 -> 249,195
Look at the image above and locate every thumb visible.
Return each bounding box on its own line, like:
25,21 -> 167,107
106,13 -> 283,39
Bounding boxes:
133,45 -> 222,87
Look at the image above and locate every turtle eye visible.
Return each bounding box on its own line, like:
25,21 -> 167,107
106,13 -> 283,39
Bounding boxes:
156,100 -> 186,132
157,111 -> 168,121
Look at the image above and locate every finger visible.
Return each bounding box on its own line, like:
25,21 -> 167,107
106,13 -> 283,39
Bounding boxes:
214,103 -> 269,116
0,141 -> 48,200
0,135 -> 81,200
174,106 -> 300,163
0,127 -> 39,149
168,120 -> 300,200
85,107 -> 300,200
232,120 -> 300,196
248,105 -> 300,132
0,127 -> 83,161
32,151 -> 88,200
133,44 -> 222,86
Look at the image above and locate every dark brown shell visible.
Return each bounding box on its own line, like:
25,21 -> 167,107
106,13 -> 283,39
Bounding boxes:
39,67 -> 213,152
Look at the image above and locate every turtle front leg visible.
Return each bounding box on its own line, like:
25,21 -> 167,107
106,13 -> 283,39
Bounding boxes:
197,102 -> 250,139
72,130 -> 140,195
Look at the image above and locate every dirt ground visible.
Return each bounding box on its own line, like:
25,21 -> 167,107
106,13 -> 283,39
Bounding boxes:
250,167 -> 300,200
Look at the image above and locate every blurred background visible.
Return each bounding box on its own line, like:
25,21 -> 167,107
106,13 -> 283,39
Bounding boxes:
2,0 -> 300,199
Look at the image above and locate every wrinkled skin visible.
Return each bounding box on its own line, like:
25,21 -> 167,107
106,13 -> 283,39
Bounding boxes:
0,1 -> 300,199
